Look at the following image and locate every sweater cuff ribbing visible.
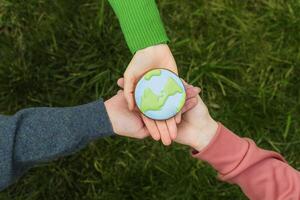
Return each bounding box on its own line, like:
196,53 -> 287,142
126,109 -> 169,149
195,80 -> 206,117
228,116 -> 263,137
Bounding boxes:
108,0 -> 169,53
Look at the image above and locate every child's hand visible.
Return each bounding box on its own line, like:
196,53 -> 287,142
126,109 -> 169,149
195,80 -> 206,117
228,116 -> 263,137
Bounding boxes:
175,88 -> 219,151
139,86 -> 199,145
124,44 -> 177,111
105,90 -> 149,139
105,80 -> 199,140
116,78 -> 200,145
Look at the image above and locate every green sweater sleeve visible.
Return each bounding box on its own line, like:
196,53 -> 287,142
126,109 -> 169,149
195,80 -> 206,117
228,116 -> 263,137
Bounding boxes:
108,0 -> 169,53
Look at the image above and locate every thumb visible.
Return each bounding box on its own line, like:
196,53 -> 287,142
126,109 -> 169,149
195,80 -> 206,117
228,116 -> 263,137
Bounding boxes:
124,74 -> 136,111
117,78 -> 124,89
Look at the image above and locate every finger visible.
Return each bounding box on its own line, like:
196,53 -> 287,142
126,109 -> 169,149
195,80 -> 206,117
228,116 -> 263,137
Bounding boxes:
117,78 -> 124,88
156,121 -> 172,146
181,97 -> 198,113
137,126 -> 150,139
175,111 -> 182,123
186,87 -> 201,99
142,115 -> 160,141
180,78 -> 188,86
184,84 -> 193,90
124,75 -> 136,110
166,117 -> 177,140
181,79 -> 201,93
117,90 -> 123,95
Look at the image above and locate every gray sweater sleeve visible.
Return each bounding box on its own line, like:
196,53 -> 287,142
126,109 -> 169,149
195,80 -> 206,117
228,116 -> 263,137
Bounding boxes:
0,100 -> 114,190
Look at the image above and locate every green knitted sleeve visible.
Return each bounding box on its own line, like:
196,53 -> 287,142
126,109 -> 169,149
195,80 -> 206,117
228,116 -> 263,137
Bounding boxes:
108,0 -> 169,53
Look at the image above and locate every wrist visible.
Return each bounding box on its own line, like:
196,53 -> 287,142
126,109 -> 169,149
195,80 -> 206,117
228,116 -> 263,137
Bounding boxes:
191,117 -> 218,152
135,44 -> 169,57
104,100 -> 118,135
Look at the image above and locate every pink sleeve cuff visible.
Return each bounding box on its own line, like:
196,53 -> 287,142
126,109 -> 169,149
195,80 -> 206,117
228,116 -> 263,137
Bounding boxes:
191,123 -> 284,176
191,123 -> 300,199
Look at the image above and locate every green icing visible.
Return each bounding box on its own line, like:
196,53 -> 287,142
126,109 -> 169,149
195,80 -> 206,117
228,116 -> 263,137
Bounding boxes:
164,77 -> 183,96
144,69 -> 161,80
140,77 -> 183,113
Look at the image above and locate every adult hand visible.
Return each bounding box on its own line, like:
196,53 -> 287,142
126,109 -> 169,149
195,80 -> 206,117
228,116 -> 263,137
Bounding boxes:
122,44 -> 180,144
115,78 -> 200,143
124,44 -> 178,111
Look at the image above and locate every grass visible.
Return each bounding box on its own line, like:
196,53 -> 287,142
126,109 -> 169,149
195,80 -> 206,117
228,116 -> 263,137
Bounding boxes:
0,0 -> 300,199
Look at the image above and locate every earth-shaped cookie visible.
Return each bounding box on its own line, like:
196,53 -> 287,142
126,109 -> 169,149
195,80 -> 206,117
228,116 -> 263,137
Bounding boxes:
134,68 -> 186,120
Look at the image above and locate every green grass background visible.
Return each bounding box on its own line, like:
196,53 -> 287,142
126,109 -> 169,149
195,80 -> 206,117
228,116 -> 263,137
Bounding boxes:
0,0 -> 300,199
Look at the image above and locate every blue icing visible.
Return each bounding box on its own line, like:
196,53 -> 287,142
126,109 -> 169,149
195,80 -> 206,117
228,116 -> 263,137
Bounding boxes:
134,69 -> 186,120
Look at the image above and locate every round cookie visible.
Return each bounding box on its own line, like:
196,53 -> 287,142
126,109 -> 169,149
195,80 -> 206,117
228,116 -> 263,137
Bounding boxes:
134,68 -> 186,120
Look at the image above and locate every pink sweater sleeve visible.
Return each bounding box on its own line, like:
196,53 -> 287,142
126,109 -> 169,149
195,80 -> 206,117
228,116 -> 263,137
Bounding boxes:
192,123 -> 300,200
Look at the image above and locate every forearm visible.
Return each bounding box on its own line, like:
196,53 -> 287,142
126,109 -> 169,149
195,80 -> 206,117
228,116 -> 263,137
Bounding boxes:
108,0 -> 169,53
0,100 -> 114,190
193,123 -> 300,199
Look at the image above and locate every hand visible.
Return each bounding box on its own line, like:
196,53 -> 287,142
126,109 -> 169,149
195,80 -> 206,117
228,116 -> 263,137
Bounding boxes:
104,84 -> 200,140
115,78 -> 200,144
140,84 -> 200,145
104,90 -> 149,139
175,92 -> 219,152
123,44 -> 179,145
124,44 -> 178,111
